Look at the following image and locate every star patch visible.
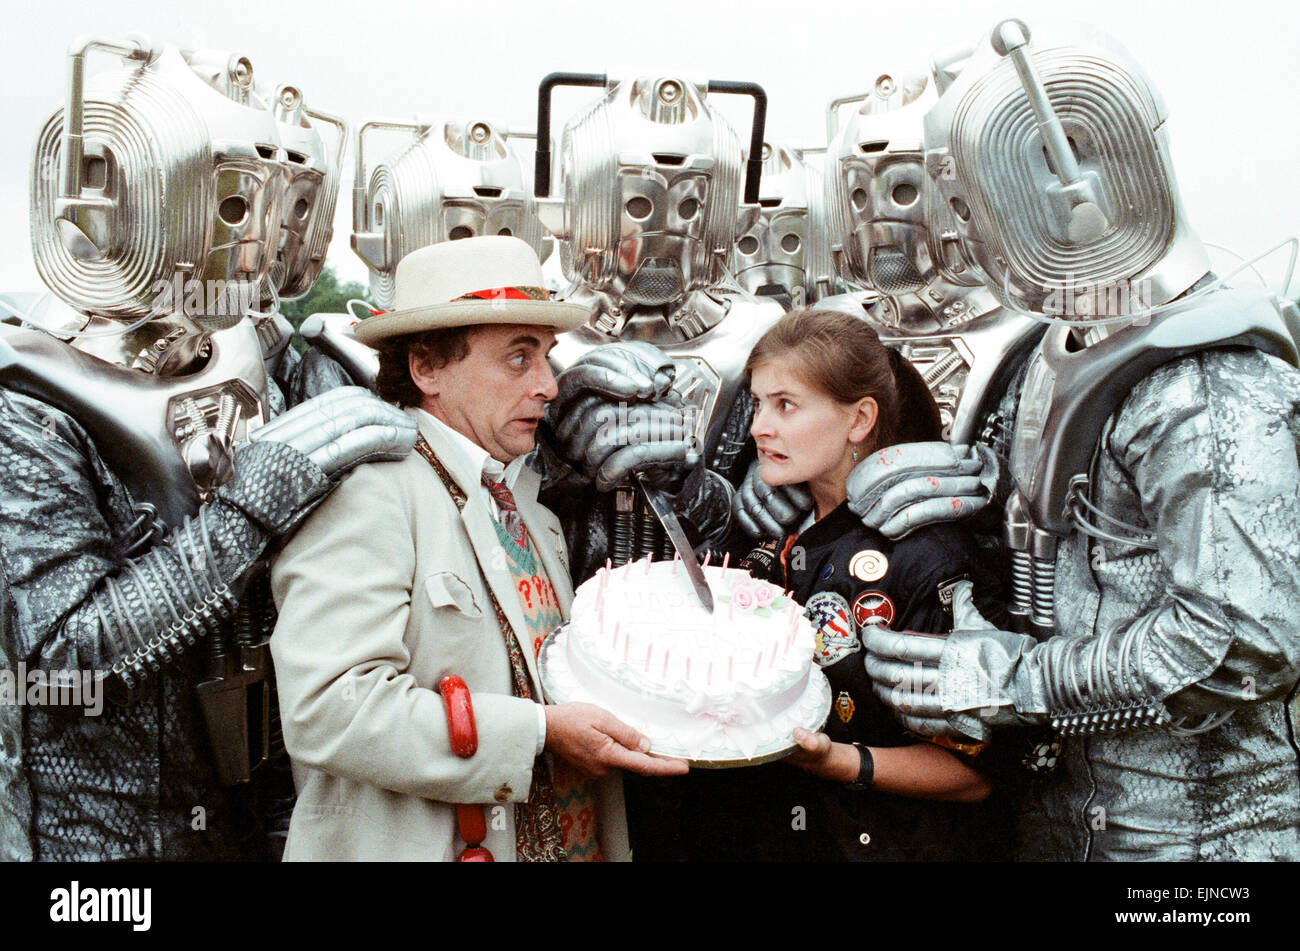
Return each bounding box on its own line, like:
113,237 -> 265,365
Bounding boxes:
849,549 -> 888,582
805,591 -> 860,667
852,590 -> 895,628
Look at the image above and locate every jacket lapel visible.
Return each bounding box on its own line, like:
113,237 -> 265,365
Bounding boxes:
414,414 -> 545,695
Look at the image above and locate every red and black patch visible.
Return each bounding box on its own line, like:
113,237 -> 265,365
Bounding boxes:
852,590 -> 895,628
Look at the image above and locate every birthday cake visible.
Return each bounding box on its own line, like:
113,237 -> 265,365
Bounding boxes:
539,556 -> 831,764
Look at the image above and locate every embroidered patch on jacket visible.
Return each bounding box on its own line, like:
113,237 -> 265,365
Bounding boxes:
835,690 -> 856,724
806,591 -> 859,667
848,549 -> 888,582
852,590 -> 895,628
738,540 -> 779,575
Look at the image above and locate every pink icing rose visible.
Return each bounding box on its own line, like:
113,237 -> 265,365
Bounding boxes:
731,586 -> 756,613
753,584 -> 776,609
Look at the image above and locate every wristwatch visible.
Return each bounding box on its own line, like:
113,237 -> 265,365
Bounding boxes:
847,742 -> 874,790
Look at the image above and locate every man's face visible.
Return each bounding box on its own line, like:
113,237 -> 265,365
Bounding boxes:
414,323 -> 559,463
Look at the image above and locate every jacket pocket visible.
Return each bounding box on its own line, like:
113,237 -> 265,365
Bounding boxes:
423,571 -> 483,619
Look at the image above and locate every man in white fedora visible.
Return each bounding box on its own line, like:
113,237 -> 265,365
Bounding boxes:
270,235 -> 687,861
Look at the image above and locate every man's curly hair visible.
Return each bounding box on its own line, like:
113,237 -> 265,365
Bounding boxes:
373,326 -> 473,407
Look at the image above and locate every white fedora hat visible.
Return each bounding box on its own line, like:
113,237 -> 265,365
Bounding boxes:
353,235 -> 590,345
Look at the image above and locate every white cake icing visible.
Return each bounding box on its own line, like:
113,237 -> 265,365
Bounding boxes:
540,556 -> 831,762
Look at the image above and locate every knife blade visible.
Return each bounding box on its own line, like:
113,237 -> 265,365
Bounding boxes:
634,472 -> 714,613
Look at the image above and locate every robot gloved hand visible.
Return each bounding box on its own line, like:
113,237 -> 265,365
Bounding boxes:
548,343 -> 697,492
250,385 -> 418,485
861,579 -> 1040,742
553,340 -> 679,406
846,442 -> 1004,540
96,387 -> 416,699
732,459 -> 813,540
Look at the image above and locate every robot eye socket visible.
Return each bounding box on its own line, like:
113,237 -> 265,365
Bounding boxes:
218,196 -> 249,226
737,235 -> 760,255
850,188 -> 869,212
950,197 -> 971,221
625,197 -> 653,220
294,198 -> 311,221
449,226 -> 475,240
891,183 -> 919,207
780,233 -> 801,253
678,198 -> 699,220
497,227 -> 513,236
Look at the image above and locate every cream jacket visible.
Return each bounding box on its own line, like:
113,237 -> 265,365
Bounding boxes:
270,409 -> 627,861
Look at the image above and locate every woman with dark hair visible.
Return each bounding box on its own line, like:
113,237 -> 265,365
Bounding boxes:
640,309 -> 1008,862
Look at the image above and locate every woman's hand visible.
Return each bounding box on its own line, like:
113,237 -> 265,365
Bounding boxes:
786,727 -> 859,782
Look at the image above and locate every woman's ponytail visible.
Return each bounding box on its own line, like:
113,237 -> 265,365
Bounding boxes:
885,346 -> 944,446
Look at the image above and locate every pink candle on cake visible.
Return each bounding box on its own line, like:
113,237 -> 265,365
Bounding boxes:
722,552 -> 730,570
672,552 -> 680,575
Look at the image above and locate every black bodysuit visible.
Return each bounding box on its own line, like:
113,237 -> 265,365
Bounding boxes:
627,502 -> 1012,861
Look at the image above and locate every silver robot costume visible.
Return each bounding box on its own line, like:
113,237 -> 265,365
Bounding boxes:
734,68 -> 1045,542
532,73 -> 785,582
301,114 -> 556,390
729,141 -> 835,311
857,19 -> 1300,860
1,37 -> 415,861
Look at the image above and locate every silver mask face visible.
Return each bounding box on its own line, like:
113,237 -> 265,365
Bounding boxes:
352,117 -> 547,309
731,143 -> 832,307
829,73 -> 979,296
923,19 -> 1209,317
264,84 -> 344,302
32,42 -> 289,328
556,76 -> 743,309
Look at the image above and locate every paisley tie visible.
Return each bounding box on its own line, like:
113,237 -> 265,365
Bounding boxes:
482,472 -> 527,548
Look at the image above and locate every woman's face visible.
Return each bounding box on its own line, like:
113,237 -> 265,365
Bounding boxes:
749,358 -> 875,492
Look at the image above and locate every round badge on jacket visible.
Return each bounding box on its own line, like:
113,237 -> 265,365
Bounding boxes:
852,590 -> 895,628
849,550 -> 888,582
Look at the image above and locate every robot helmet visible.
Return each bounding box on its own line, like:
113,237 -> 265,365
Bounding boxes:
828,71 -> 981,297
352,117 -> 547,309
263,84 -> 345,302
31,39 -> 289,329
553,76 -> 745,310
923,18 -> 1209,319
731,142 -> 833,308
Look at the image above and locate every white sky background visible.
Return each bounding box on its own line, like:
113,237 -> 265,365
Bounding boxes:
2,0 -> 1298,296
